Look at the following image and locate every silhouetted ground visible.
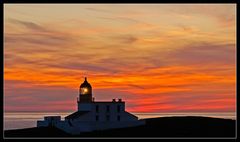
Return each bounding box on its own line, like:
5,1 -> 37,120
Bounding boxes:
4,116 -> 236,138
4,126 -> 69,137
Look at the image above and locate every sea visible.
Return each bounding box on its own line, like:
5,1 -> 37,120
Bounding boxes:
4,112 -> 236,130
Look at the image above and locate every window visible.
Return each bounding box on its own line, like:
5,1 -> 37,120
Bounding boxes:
96,115 -> 99,121
106,105 -> 110,112
96,105 -> 99,113
106,115 -> 110,121
117,105 -> 121,113
117,115 -> 121,121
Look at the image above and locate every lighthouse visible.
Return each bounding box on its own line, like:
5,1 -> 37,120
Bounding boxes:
37,77 -> 145,134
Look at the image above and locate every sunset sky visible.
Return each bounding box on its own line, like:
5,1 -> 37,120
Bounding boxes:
4,4 -> 236,113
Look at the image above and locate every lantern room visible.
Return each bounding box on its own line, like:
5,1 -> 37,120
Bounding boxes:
79,77 -> 92,102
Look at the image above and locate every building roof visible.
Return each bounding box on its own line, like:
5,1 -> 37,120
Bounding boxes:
92,101 -> 125,104
65,111 -> 89,120
125,111 -> 138,119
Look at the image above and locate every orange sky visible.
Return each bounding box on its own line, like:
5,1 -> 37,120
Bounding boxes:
4,4 -> 236,113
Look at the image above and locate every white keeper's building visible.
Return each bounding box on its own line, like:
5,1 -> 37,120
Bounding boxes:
37,77 -> 145,134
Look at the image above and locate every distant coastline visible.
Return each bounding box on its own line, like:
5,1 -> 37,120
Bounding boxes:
4,116 -> 236,137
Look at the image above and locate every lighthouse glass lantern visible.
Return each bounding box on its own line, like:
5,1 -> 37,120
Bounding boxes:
81,87 -> 88,94
79,77 -> 92,102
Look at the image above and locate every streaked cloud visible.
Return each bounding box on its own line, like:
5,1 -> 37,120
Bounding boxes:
8,18 -> 48,32
4,4 -> 236,113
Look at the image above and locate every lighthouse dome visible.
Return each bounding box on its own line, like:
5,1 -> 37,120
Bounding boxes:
80,77 -> 92,88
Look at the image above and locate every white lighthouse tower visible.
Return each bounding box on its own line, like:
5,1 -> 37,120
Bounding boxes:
76,77 -> 93,111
